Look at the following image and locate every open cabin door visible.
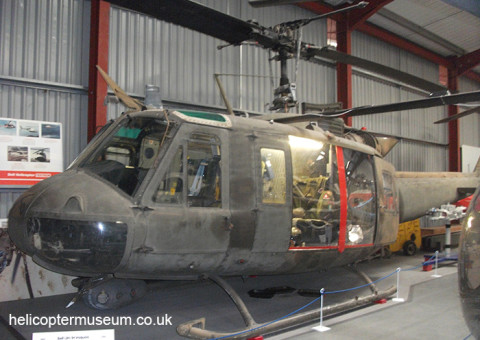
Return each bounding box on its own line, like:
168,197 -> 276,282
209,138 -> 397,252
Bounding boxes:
288,141 -> 342,250
374,156 -> 399,245
288,142 -> 378,252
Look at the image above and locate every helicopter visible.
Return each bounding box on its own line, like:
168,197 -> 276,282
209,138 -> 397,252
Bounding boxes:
6,0 -> 480,338
30,148 -> 50,163
459,185 -> 480,340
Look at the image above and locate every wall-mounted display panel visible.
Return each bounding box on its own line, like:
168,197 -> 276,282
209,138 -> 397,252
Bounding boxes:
0,118 -> 63,187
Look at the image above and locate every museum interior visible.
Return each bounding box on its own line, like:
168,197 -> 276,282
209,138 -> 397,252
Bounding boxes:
0,0 -> 480,339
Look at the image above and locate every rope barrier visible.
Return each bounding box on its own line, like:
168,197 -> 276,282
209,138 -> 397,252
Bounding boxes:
212,295 -> 323,340
212,252 -> 442,339
324,269 -> 397,295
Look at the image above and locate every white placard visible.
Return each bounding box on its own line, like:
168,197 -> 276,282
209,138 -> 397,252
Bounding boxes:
461,144 -> 480,173
32,329 -> 114,340
0,117 -> 63,187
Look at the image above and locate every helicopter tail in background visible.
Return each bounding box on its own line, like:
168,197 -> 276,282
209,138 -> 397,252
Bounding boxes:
395,157 -> 480,223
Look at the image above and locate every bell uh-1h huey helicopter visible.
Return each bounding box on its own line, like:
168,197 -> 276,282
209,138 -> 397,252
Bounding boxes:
6,0 -> 480,338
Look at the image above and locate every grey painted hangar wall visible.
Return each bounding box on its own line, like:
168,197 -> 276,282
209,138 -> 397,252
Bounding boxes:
0,0 -> 479,218
0,0 -> 90,218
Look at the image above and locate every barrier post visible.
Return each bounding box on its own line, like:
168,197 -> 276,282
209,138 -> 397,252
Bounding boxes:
432,250 -> 442,278
392,268 -> 405,302
312,288 -> 330,332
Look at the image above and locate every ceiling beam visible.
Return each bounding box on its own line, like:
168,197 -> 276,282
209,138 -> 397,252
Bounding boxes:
298,0 -> 394,28
465,70 -> 480,83
299,2 -> 455,69
298,2 -> 480,84
297,2 -> 345,22
347,0 -> 393,30
455,48 -> 480,76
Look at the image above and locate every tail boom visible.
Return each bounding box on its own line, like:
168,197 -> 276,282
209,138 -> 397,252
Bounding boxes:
395,171 -> 480,222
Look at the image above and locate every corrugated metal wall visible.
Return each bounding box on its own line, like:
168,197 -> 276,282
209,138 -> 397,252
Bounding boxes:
351,31 -> 448,172
0,0 -> 90,218
459,77 -> 480,147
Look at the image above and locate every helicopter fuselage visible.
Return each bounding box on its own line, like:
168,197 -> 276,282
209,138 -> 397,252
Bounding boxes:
7,109 -> 477,281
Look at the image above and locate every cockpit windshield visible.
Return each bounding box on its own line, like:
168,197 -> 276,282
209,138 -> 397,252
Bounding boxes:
79,116 -> 171,196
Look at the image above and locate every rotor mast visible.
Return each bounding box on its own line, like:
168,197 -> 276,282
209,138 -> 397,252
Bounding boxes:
271,48 -> 297,112
268,1 -> 369,112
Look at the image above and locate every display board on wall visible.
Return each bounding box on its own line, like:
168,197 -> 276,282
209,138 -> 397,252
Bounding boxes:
461,145 -> 480,173
0,118 -> 63,187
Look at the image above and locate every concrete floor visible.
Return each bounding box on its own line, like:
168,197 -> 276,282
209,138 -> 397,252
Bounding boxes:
270,265 -> 468,340
0,251 -> 471,340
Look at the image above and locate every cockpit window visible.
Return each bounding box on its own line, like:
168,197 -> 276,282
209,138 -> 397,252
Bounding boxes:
152,132 -> 222,207
79,117 -> 170,196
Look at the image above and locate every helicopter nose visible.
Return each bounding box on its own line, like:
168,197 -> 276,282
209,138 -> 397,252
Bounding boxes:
8,170 -> 133,276
8,176 -> 54,254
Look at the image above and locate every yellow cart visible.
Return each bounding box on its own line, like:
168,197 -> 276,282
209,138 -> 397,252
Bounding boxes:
389,219 -> 422,255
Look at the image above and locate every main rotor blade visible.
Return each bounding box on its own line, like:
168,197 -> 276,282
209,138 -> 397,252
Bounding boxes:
307,47 -> 447,93
434,106 -> 480,124
345,91 -> 480,117
106,0 -> 254,45
271,90 -> 480,122
280,2 -> 368,30
106,0 -> 447,94
341,90 -> 480,117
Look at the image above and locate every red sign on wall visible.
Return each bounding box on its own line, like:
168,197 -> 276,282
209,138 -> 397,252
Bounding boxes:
0,171 -> 61,186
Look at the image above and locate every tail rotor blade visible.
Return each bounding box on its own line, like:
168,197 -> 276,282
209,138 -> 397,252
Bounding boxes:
434,106 -> 480,124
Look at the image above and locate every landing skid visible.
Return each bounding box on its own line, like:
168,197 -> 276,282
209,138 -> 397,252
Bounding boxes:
177,271 -> 396,339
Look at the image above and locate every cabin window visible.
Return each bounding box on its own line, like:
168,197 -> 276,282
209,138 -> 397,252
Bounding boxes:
153,146 -> 184,204
261,148 -> 286,204
187,133 -> 222,208
343,149 -> 376,245
289,137 -> 340,247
